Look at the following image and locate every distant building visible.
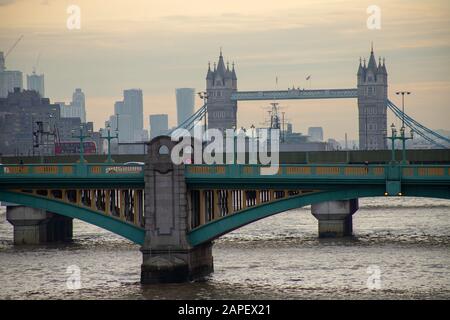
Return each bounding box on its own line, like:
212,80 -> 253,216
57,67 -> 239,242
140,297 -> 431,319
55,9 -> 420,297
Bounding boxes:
0,88 -> 101,156
56,117 -> 81,142
27,72 -> 45,97
150,114 -> 169,139
281,126 -> 327,152
176,88 -> 195,126
114,101 -> 124,115
0,51 -> 23,98
206,50 -> 237,131
130,129 -> 148,142
58,88 -> 87,123
124,89 -> 144,138
308,127 -> 323,142
0,89 -> 60,156
112,89 -> 145,142
72,88 -> 86,123
107,114 -> 133,143
327,138 -> 341,150
357,47 -> 388,150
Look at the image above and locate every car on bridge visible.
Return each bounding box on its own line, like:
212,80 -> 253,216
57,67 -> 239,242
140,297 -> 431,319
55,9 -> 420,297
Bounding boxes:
105,162 -> 144,174
124,162 -> 144,166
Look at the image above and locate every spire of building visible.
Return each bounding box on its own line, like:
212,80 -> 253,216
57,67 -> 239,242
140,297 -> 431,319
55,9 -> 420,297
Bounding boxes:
357,57 -> 364,75
378,57 -> 387,75
231,62 -> 237,80
206,61 -> 213,80
216,49 -> 227,77
367,43 -> 377,71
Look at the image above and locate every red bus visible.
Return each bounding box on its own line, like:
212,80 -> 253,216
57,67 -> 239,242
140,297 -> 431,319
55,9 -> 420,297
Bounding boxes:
55,141 -> 97,155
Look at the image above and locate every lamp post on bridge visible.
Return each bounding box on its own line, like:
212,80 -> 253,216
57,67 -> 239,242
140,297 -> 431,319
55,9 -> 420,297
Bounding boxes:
387,123 -> 413,164
396,91 -> 411,128
100,123 -> 118,163
395,91 -> 413,163
71,125 -> 92,164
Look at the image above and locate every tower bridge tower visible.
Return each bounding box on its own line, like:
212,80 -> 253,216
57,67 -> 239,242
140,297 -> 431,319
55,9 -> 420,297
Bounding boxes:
206,50 -> 237,131
357,46 -> 388,150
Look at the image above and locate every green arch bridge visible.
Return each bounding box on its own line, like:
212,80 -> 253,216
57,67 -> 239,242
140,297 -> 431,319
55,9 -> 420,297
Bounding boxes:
1,149 -> 449,283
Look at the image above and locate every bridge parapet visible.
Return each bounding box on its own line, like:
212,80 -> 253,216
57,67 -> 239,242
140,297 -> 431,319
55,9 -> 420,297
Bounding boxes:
0,163 -> 143,176
0,163 -> 144,189
184,164 -> 450,189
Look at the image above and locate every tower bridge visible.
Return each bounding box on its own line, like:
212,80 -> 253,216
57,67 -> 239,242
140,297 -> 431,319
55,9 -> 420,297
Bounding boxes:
0,137 -> 449,283
196,47 -> 449,150
206,46 -> 388,150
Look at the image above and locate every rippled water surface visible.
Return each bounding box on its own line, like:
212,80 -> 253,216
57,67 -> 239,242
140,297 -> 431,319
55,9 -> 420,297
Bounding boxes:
0,197 -> 449,299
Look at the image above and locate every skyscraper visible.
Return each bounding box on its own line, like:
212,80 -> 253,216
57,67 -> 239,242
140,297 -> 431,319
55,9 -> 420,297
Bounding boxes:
149,114 -> 169,139
59,88 -> 87,123
0,51 -> 23,98
176,88 -> 195,126
27,72 -> 45,97
72,88 -> 86,123
124,89 -> 143,137
108,114 -> 133,142
114,101 -> 124,115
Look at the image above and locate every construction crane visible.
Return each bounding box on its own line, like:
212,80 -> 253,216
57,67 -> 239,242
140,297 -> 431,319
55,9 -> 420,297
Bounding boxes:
32,52 -> 41,74
5,35 -> 23,58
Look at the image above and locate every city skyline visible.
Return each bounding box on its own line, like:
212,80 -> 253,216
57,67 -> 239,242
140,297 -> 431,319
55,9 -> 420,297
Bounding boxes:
0,0 -> 449,140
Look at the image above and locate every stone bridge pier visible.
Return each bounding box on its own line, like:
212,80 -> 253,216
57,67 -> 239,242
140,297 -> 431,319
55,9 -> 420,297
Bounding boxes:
311,199 -> 359,237
6,206 -> 73,245
140,136 -> 213,284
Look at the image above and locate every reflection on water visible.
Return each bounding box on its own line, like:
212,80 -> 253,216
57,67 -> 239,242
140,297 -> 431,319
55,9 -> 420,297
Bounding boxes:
0,197 -> 449,299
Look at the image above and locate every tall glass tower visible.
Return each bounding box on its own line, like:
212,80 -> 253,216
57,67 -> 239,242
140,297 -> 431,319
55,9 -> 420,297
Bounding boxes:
176,88 -> 195,126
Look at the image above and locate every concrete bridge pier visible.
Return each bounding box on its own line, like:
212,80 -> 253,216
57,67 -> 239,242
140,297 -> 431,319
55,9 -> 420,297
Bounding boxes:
6,206 -> 73,244
140,137 -> 213,284
311,199 -> 359,237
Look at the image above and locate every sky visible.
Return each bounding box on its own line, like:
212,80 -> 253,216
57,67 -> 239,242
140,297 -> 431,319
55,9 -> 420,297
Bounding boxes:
0,0 -> 449,141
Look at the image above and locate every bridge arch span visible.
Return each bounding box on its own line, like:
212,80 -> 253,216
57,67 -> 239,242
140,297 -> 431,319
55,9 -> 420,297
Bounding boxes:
187,185 -> 450,247
0,190 -> 145,245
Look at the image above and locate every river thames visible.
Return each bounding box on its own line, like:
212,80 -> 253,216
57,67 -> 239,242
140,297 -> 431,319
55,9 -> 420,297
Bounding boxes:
0,197 -> 449,299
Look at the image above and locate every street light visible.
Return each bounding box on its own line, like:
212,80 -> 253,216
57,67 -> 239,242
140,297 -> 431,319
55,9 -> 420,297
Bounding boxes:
395,91 -> 411,129
395,91 -> 412,163
71,125 -> 92,164
100,123 -> 119,163
387,123 -> 414,164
